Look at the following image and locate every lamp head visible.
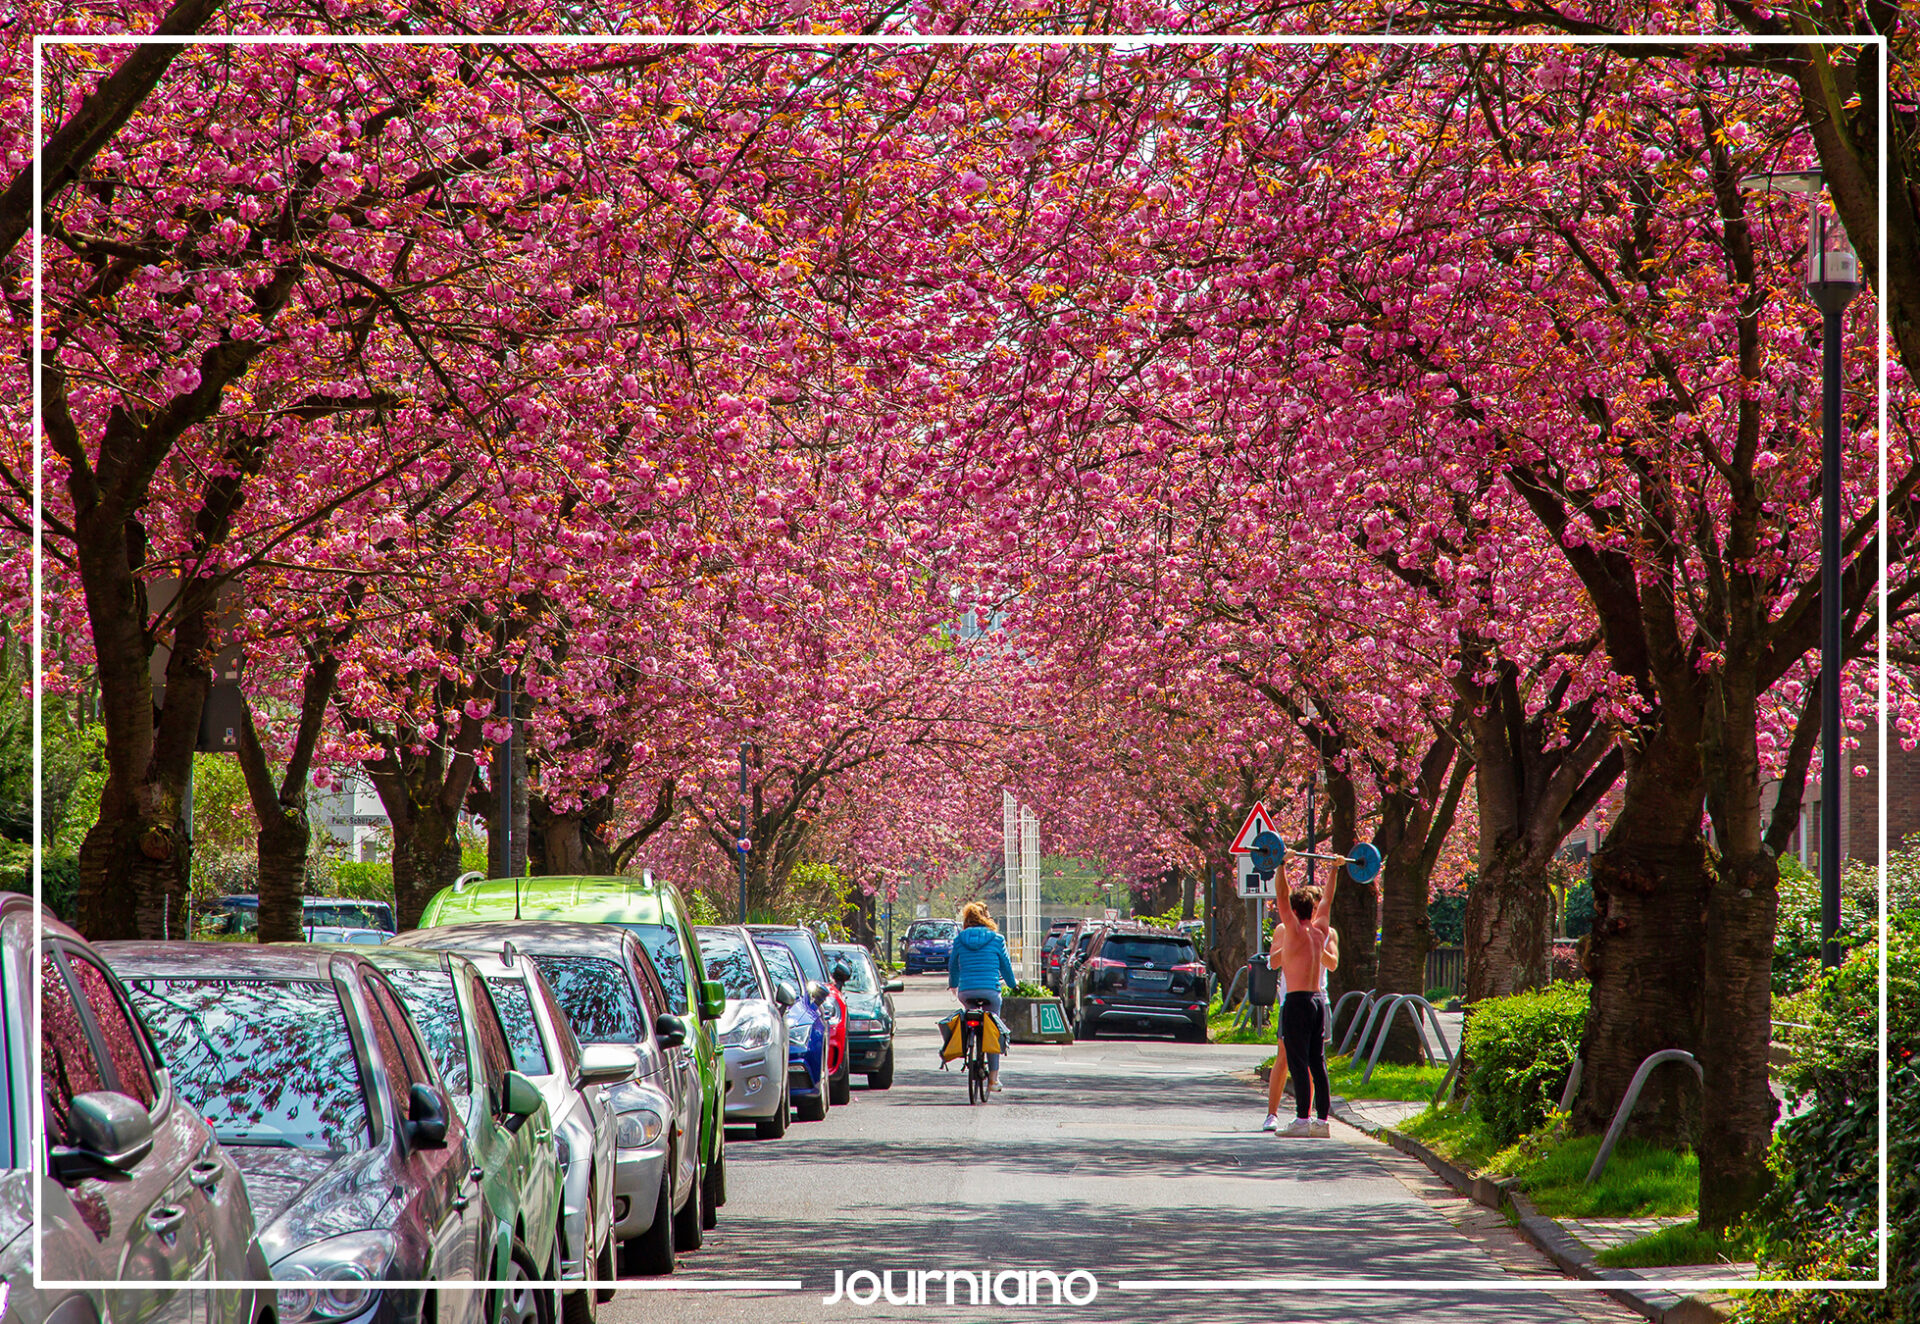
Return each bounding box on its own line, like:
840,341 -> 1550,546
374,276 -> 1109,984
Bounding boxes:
1738,169 -> 1859,311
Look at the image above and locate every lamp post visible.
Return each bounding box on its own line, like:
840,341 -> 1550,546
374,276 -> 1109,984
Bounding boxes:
737,745 -> 751,924
1739,170 -> 1861,968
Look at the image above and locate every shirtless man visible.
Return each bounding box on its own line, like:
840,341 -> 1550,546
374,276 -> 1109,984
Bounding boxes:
1270,855 -> 1337,1137
1263,921 -> 1338,1131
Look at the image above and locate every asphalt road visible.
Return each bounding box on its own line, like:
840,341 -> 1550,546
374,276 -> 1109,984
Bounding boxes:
602,976 -> 1639,1324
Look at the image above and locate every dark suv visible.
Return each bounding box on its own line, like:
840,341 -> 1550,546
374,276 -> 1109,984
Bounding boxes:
1069,927 -> 1210,1042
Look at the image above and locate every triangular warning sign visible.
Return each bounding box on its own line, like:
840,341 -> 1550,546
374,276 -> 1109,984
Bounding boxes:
1228,802 -> 1279,854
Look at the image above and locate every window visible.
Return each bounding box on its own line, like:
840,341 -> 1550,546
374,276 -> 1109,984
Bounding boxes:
624,925 -> 689,1014
756,943 -> 801,989
41,954 -> 104,1149
530,969 -> 581,1081
629,948 -> 670,1021
65,955 -> 157,1109
484,978 -> 550,1079
381,967 -> 469,1100
826,950 -> 877,993
530,956 -> 643,1045
1102,937 -> 1197,967
467,974 -> 516,1110
363,976 -> 432,1124
126,977 -> 370,1150
698,933 -> 764,1001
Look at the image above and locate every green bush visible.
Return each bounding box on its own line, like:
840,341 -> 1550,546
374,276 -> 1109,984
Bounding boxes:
1424,986 -> 1456,1005
1740,909 -> 1918,1322
1773,853 -> 1884,997
1463,984 -> 1588,1146
1428,886 -> 1468,945
0,843 -> 78,920
328,860 -> 394,903
1009,981 -> 1051,999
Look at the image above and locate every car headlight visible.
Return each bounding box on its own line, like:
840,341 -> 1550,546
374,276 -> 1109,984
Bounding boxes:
848,1017 -> 886,1034
718,1012 -> 775,1050
614,1106 -> 665,1150
788,1020 -> 812,1046
273,1230 -> 395,1324
821,998 -> 843,1025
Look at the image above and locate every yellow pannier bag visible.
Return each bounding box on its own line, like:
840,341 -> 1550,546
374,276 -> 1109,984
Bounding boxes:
937,1008 -> 1006,1062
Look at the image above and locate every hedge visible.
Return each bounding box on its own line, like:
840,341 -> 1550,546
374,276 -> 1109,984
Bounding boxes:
1463,983 -> 1588,1146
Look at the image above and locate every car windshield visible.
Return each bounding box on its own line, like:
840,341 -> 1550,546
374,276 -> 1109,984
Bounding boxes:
616,924 -> 689,1014
698,933 -> 762,1001
485,978 -> 550,1076
756,931 -> 825,983
905,922 -> 954,941
826,950 -> 877,993
379,967 -> 468,1097
529,956 -> 643,1044
126,977 -> 369,1151
1105,937 -> 1197,966
305,902 -> 396,932
755,942 -> 802,993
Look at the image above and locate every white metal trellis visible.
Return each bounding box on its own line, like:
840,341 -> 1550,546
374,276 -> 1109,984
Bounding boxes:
1001,790 -> 1041,981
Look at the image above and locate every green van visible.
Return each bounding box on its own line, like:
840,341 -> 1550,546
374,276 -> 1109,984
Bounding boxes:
416,873 -> 730,1232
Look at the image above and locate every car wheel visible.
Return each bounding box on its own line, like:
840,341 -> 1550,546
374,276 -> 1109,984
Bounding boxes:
797,1084 -> 826,1121
701,1145 -> 723,1229
830,1055 -> 852,1106
868,1048 -> 894,1090
673,1149 -> 704,1251
561,1218 -> 597,1324
756,1083 -> 789,1138
1076,1009 -> 1097,1040
490,1242 -> 550,1324
592,1230 -> 617,1303
621,1172 -> 674,1277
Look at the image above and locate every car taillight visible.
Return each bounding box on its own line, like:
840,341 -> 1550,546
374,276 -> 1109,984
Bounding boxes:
1173,962 -> 1207,975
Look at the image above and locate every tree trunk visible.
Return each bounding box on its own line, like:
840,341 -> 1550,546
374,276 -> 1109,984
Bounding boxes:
1180,867 -> 1195,920
530,802 -> 615,875
254,800 -> 311,944
1372,733 -> 1471,1065
76,811 -> 192,941
389,797 -> 464,930
1573,721 -> 1708,1141
1463,838 -> 1552,1001
1697,848 -> 1780,1231
1322,767 -> 1375,1003
1206,855 -> 1253,990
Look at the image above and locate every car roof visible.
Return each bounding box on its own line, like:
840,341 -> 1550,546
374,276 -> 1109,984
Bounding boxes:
421,874 -> 682,927
94,940 -> 367,980
390,920 -> 643,959
0,891 -> 85,944
344,945 -> 457,974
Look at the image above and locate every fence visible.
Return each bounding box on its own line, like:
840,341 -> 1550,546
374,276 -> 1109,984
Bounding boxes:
1425,945 -> 1465,996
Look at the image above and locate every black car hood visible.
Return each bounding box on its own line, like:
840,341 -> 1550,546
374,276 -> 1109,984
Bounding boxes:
227,1144 -> 396,1263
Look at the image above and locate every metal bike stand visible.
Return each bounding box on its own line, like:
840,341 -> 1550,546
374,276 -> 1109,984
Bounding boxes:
1586,1050 -> 1703,1185
1358,995 -> 1455,1086
1329,989 -> 1372,1052
1556,1057 -> 1584,1114
1346,993 -> 1398,1063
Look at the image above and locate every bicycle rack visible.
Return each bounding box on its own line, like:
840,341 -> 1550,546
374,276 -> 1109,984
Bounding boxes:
1357,995 -> 1454,1086
1585,1050 -> 1703,1185
1557,1056 -> 1584,1114
1344,993 -> 1392,1060
1329,989 -> 1373,1052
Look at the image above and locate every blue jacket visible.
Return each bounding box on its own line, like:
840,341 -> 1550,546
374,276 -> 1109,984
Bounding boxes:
948,925 -> 1015,991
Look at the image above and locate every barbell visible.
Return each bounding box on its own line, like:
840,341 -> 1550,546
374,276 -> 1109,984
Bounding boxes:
1248,831 -> 1383,884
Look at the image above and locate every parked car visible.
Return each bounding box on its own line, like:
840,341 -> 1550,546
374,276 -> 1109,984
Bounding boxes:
695,926 -> 798,1139
387,935 -> 626,1317
822,943 -> 902,1090
5,896 -> 269,1324
417,872 -> 727,1235
746,925 -> 851,1106
352,946 -> 564,1321
1068,925 -> 1211,1041
750,941 -> 831,1122
398,921 -> 697,1275
1041,931 -> 1071,994
1057,920 -> 1113,1020
899,919 -> 956,975
102,942 -> 498,1324
201,895 -> 397,944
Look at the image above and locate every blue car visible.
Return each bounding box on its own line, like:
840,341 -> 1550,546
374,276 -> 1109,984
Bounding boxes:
900,919 -> 957,975
754,941 -> 832,1122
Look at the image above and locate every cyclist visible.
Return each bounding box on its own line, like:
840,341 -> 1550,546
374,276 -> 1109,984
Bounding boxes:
947,901 -> 1016,1096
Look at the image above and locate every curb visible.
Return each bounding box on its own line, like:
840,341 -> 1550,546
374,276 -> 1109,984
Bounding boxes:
1333,1102 -> 1733,1324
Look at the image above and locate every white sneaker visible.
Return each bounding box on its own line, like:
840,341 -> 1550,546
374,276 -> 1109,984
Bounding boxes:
1262,1113 -> 1279,1132
1281,1118 -> 1313,1138
1310,1119 -> 1331,1138
990,1078 -> 1003,1093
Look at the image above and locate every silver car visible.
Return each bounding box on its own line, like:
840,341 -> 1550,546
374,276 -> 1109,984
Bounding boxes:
695,926 -> 799,1139
392,923 -> 690,1277
1,894 -> 268,1324
389,934 -> 631,1317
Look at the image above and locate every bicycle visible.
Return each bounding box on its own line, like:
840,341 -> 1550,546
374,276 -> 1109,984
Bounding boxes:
959,998 -> 992,1104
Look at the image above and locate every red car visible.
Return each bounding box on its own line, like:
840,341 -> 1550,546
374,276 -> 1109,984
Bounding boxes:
746,924 -> 853,1106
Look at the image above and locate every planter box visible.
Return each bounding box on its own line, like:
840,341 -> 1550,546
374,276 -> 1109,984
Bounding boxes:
1002,995 -> 1073,1044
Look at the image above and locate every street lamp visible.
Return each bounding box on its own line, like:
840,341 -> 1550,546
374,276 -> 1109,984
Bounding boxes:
1739,169 -> 1861,967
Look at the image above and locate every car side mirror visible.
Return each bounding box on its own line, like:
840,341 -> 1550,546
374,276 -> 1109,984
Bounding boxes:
700,979 -> 727,1022
502,1070 -> 542,1119
50,1091 -> 154,1182
832,963 -> 853,988
884,979 -> 904,993
773,980 -> 800,1009
655,1013 -> 688,1050
406,1082 -> 450,1149
578,1043 -> 639,1085
806,980 -> 830,1008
